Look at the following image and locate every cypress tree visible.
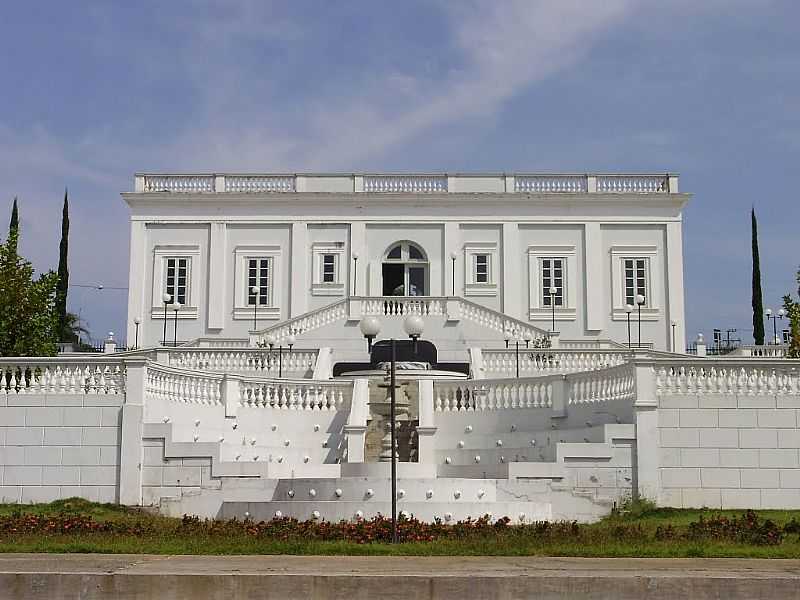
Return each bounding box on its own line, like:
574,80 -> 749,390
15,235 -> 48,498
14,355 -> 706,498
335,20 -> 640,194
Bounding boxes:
752,207 -> 765,345
8,197 -> 18,253
56,190 -> 70,341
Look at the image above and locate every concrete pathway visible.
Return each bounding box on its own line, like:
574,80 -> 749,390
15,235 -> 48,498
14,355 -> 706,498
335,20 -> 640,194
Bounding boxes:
2,554 -> 800,599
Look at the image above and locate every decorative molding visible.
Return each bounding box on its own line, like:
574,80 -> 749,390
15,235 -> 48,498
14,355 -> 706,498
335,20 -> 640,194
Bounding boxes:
463,242 -> 498,297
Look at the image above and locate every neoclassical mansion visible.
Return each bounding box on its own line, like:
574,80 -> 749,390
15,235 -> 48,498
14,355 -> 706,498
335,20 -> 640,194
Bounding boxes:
2,171 -> 799,522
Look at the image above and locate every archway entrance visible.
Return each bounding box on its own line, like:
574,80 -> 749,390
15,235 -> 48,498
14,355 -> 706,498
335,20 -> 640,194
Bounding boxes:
382,242 -> 428,296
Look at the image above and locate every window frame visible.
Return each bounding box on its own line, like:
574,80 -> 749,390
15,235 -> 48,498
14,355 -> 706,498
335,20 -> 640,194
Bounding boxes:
151,245 -> 201,319
463,242 -> 498,296
233,246 -> 281,320
540,257 -> 566,308
311,242 -> 346,296
526,245 -> 577,322
610,245 -> 660,321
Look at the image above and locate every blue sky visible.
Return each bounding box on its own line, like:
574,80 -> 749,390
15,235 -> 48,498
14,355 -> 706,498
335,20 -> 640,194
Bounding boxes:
1,0 -> 798,346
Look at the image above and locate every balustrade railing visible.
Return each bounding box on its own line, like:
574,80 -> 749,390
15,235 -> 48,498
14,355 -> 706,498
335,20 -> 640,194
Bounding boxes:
515,175 -> 587,193
136,173 -> 677,194
597,175 -> 668,193
728,345 -> 789,358
361,297 -> 447,317
458,298 -> 549,345
363,175 -> 447,193
225,175 -> 295,193
167,348 -> 317,377
145,364 -> 223,405
239,377 -> 352,411
434,375 -> 557,411
653,359 -> 800,396
143,175 -> 214,193
567,362 -> 635,405
254,299 -> 348,345
0,357 -> 126,395
481,348 -> 629,378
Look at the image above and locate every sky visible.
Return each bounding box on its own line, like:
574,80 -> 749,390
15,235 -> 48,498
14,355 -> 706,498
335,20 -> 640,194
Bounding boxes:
1,0 -> 798,346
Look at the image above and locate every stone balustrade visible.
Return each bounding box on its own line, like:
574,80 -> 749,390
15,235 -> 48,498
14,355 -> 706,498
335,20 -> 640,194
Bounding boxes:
481,348 -> 629,378
134,173 -> 679,194
167,348 -> 318,377
145,363 -> 224,405
652,358 -> 800,396
434,375 -> 558,411
361,296 -> 447,317
727,344 -> 789,358
567,362 -> 636,405
239,377 -> 352,411
0,357 -> 126,395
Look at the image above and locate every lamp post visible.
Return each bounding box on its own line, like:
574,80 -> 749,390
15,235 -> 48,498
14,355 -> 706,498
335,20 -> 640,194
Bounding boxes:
636,294 -> 645,348
504,330 -> 530,379
250,286 -> 259,331
549,285 -> 557,333
172,302 -> 182,347
450,251 -> 457,296
133,317 -> 141,350
359,314 -> 424,544
766,308 -> 785,344
625,304 -> 633,348
352,252 -> 359,296
161,293 -> 172,346
671,320 -> 677,353
277,334 -> 295,378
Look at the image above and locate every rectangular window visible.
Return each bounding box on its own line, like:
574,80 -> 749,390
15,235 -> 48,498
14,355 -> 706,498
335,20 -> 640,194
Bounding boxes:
474,254 -> 489,283
165,257 -> 189,305
247,258 -> 271,306
623,258 -> 648,307
541,258 -> 564,307
322,254 -> 336,283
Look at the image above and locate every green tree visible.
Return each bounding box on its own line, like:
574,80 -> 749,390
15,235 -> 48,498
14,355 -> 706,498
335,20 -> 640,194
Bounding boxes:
784,269 -> 800,358
752,208 -> 765,345
0,230 -> 59,356
56,190 -> 70,341
8,197 -> 18,254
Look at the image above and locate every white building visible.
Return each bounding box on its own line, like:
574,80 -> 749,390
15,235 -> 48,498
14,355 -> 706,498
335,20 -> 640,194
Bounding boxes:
124,172 -> 687,354
5,171 -> 800,522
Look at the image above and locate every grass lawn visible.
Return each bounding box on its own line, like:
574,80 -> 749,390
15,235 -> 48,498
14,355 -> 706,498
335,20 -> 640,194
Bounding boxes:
2,498 -> 800,557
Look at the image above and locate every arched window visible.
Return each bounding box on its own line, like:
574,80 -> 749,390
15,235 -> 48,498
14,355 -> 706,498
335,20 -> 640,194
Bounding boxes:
382,242 -> 428,296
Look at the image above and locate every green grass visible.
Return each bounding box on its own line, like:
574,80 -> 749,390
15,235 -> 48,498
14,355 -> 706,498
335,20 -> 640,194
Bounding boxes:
3,498 -> 800,557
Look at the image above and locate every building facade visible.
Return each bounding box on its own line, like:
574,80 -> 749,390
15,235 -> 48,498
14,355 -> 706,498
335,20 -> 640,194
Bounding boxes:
124,173 -> 688,353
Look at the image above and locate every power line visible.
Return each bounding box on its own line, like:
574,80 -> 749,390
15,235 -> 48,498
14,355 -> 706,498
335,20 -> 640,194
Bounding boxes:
70,284 -> 128,291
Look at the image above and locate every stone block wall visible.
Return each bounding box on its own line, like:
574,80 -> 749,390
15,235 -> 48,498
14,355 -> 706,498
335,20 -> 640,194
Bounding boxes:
0,394 -> 123,503
657,392 -> 800,508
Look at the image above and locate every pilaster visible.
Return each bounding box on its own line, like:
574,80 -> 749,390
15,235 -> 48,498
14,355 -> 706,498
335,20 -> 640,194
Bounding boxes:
666,222 -> 686,352
207,222 -> 227,330
350,222 -> 367,296
501,222 -> 521,319
126,221 -> 147,346
290,222 -> 308,317
633,354 -> 659,501
584,222 -> 604,332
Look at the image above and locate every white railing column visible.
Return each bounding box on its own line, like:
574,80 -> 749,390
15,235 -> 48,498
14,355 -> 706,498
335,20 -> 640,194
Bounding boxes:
343,378 -> 369,462
416,379 -> 437,464
119,358 -> 147,505
551,374 -> 568,418
468,347 -> 485,379
312,347 -> 334,380
221,374 -> 241,418
633,354 -> 659,502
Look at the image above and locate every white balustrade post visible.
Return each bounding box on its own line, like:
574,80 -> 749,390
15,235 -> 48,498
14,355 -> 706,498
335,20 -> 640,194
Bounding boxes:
445,298 -> 461,322
551,374 -> 568,418
221,374 -> 241,418
468,347 -> 485,380
214,174 -> 225,192
633,355 -> 659,502
134,174 -> 145,192
119,358 -> 146,505
668,174 -> 679,193
343,378 -> 369,462
103,332 -> 117,354
347,298 -> 363,322
416,379 -> 437,464
586,174 -> 597,193
695,333 -> 707,357
548,331 -> 561,349
312,348 -> 333,380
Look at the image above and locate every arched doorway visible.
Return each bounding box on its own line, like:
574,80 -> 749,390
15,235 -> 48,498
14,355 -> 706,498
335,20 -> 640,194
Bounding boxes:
382,241 -> 428,296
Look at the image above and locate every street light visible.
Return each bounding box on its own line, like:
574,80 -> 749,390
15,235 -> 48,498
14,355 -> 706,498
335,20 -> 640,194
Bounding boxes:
450,251 -> 457,296
133,317 -> 141,350
161,293 -> 172,346
359,314 -> 425,544
766,308 -> 786,345
172,302 -> 182,347
625,304 -> 633,348
671,320 -> 677,353
250,286 -> 259,331
636,294 -> 646,348
548,286 -> 558,333
504,330 -> 530,379
352,252 -> 359,296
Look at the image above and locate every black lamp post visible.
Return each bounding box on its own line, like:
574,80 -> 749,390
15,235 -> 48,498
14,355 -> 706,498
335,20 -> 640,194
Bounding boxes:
636,294 -> 645,348
250,286 -> 259,331
504,330 -> 531,379
352,253 -> 358,296
766,308 -> 785,345
450,251 -> 457,296
548,285 -> 557,333
172,302 -> 181,347
278,334 -> 295,377
359,314 -> 424,544
161,293 -> 172,346
671,320 -> 677,353
133,317 -> 141,350
625,304 -> 633,348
